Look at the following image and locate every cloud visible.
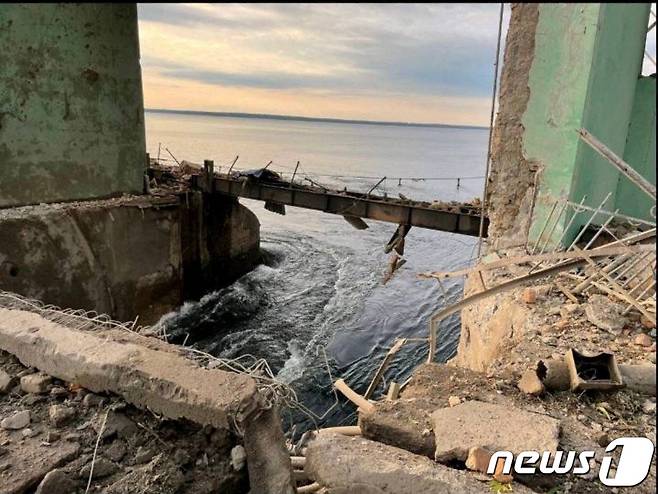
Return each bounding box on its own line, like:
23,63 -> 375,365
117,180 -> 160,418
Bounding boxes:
137,3 -> 510,124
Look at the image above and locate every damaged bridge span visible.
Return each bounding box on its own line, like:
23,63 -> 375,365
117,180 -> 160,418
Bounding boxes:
189,170 -> 489,237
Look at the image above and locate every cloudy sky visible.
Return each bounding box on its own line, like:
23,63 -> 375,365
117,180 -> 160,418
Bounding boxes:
137,3 -> 511,126
137,3 -> 656,127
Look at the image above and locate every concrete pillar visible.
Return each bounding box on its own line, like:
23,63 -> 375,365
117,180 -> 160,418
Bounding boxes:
487,3 -> 652,250
616,76 -> 656,221
0,4 -> 146,207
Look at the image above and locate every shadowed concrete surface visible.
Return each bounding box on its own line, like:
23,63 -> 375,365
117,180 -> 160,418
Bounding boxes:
0,193 -> 260,325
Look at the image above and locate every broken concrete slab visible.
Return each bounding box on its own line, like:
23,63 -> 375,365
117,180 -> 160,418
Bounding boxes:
305,432 -> 535,494
431,400 -> 560,463
585,294 -> 627,333
0,437 -> 79,494
0,308 -> 261,430
359,398 -> 436,458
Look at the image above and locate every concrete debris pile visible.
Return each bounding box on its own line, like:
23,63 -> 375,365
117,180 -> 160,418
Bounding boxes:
0,307 -> 295,494
293,226 -> 655,493
292,356 -> 655,493
0,348 -> 248,494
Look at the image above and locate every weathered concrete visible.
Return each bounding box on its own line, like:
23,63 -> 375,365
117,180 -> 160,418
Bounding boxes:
305,433 -> 534,494
584,294 -> 626,333
431,400 -> 560,463
359,399 -> 436,458
485,3 -> 540,249
0,196 -> 182,325
243,407 -> 295,494
0,308 -> 262,429
617,76 -> 656,221
486,4 -> 653,249
180,192 -> 261,301
454,277 -> 532,372
0,193 -> 261,325
0,4 -> 146,208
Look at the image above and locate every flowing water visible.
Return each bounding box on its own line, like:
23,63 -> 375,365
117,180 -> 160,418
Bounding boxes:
145,111 -> 488,429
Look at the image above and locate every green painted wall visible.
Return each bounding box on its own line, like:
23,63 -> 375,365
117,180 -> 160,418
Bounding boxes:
569,3 -> 651,230
0,4 -> 146,208
616,76 -> 656,221
523,3 -> 651,246
523,4 -> 601,245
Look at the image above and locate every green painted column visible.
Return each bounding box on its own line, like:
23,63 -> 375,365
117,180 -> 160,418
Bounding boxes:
569,3 -> 651,233
0,4 -> 146,208
615,76 -> 656,221
524,3 -> 651,246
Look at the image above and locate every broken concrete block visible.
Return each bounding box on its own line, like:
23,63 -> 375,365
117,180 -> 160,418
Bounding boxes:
431,400 -> 560,463
231,445 -> 247,471
79,457 -> 119,479
20,373 -> 52,394
243,407 -> 295,494
517,369 -> 545,395
0,308 -> 261,429
359,399 -> 436,458
585,294 -> 626,332
465,446 -> 492,472
1,410 -> 30,430
305,433 -> 534,494
94,411 -> 138,440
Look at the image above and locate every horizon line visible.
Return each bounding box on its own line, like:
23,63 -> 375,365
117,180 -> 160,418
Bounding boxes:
144,108 -> 488,130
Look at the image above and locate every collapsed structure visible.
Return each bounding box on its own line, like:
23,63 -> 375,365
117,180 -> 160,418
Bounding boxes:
0,2 -> 656,494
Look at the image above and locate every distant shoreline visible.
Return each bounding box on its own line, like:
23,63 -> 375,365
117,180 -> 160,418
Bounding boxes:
145,108 -> 487,131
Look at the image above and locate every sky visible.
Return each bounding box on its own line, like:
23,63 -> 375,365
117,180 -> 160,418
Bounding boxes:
137,3 -> 656,127
137,3 -> 510,126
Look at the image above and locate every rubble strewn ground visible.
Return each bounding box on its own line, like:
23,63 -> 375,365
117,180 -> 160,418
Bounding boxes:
0,349 -> 248,494
300,237 -> 655,493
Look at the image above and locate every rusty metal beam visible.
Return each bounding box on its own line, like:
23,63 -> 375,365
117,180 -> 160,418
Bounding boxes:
202,176 -> 487,236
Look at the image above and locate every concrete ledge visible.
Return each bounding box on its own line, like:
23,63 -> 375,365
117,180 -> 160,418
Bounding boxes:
0,308 -> 262,429
305,433 -> 535,494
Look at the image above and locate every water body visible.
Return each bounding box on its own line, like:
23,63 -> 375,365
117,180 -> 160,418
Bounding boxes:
145,110 -> 488,429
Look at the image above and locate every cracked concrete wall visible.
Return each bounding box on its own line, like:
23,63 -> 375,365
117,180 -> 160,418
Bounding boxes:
0,4 -> 145,208
485,4 -> 540,250
0,197 -> 182,324
0,195 -> 261,325
486,3 -> 651,250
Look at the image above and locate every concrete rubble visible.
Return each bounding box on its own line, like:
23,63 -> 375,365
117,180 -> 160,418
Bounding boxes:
0,308 -> 261,429
430,400 -> 560,463
0,307 -> 296,493
359,398 -> 436,457
304,432 -> 535,494
585,294 -> 627,333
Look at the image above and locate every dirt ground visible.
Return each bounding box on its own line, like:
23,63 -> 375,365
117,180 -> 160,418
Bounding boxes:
0,350 -> 248,494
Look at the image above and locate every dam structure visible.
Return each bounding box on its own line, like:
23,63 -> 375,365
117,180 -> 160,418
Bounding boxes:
0,3 -> 487,324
